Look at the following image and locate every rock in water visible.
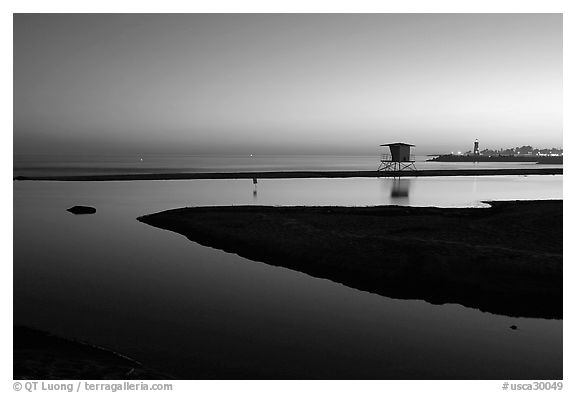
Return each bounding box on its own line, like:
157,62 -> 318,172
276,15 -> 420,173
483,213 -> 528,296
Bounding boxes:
67,206 -> 96,215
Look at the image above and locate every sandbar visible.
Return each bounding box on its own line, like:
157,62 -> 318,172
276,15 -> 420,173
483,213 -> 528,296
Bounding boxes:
138,200 -> 562,319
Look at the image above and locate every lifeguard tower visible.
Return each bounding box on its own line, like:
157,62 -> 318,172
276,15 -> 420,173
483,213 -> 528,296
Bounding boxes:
377,143 -> 416,172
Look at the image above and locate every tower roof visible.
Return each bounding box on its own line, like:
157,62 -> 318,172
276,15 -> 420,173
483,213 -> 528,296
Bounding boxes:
380,142 -> 415,147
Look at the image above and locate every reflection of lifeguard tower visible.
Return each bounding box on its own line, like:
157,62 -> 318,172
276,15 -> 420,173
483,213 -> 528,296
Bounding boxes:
377,143 -> 416,172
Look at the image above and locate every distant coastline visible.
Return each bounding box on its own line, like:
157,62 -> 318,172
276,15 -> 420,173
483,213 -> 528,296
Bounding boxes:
14,167 -> 563,181
428,154 -> 563,165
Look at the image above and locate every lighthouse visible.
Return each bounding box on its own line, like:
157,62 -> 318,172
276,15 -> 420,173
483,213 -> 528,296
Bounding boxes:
474,139 -> 480,156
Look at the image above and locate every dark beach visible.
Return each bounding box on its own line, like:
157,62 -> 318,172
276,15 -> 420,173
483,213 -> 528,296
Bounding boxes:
139,200 -> 562,319
13,326 -> 172,379
14,167 -> 562,181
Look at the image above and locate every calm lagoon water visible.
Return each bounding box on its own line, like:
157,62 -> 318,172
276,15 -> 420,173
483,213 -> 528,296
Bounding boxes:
13,176 -> 563,379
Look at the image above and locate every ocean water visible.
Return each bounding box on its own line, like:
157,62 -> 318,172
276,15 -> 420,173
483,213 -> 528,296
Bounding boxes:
13,154 -> 563,177
13,175 -> 562,379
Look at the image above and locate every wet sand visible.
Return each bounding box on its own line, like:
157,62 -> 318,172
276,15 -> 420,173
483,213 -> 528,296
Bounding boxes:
14,167 -> 562,181
138,200 -> 562,319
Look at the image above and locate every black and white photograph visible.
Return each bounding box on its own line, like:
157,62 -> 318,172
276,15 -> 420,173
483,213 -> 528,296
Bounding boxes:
11,7 -> 566,386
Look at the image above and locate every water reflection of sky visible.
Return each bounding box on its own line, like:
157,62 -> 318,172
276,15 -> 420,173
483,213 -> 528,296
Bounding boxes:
13,176 -> 563,379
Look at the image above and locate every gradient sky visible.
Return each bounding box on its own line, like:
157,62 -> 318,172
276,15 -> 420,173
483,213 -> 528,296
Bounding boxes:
13,13 -> 562,156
